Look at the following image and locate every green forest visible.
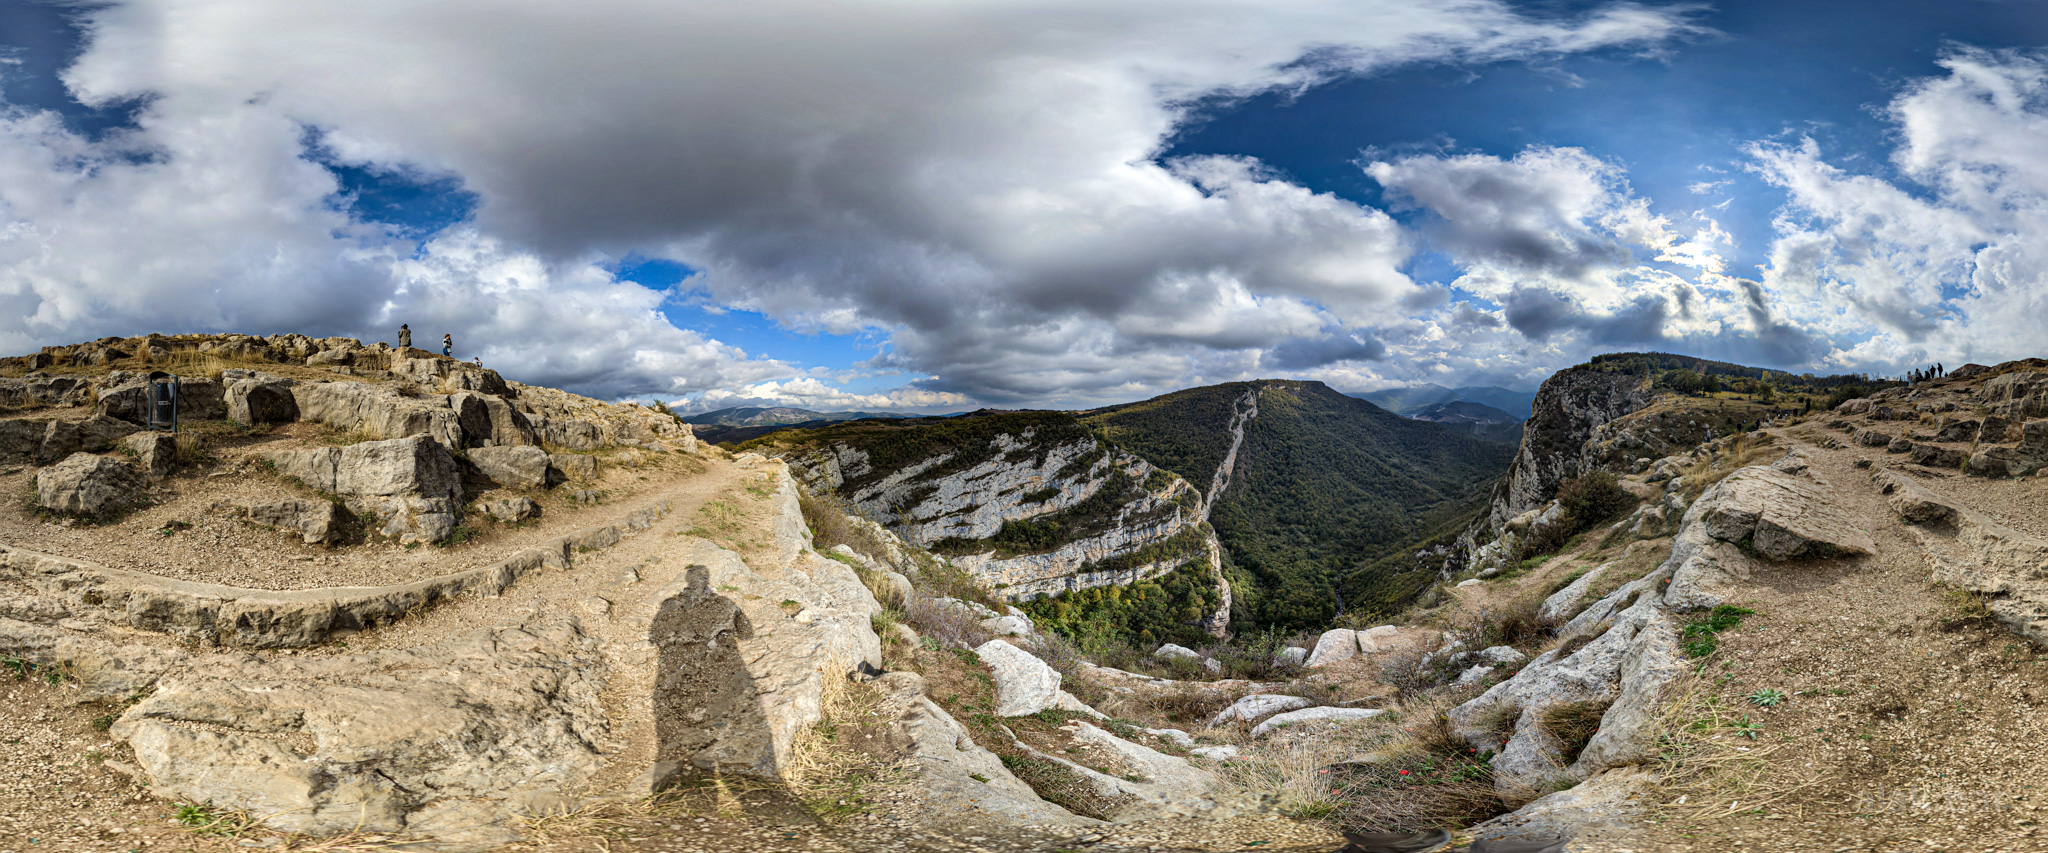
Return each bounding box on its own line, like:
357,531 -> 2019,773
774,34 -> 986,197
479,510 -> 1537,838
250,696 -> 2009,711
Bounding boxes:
1086,380 -> 1515,632
1017,560 -> 1222,650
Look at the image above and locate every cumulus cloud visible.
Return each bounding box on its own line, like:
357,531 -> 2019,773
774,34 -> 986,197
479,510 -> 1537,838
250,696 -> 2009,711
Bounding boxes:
1751,48 -> 2048,373
0,0 -> 1698,406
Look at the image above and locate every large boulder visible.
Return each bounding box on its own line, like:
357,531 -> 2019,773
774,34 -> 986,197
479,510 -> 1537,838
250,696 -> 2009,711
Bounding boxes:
36,453 -> 143,517
451,391 -> 539,447
95,376 -> 227,424
1696,466 -> 1875,561
0,418 -> 40,461
549,453 -> 600,482
467,445 -> 550,489
260,436 -> 463,544
1210,693 -> 1313,727
39,414 -> 139,461
0,375 -> 93,409
290,381 -> 464,449
244,499 -> 348,545
1305,628 -> 1359,667
1982,370 -> 2048,419
975,639 -> 1062,717
221,370 -> 299,425
123,431 -> 177,480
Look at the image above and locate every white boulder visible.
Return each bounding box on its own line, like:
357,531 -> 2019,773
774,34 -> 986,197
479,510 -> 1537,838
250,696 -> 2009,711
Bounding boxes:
975,640 -> 1062,717
1305,628 -> 1359,667
1210,694 -> 1314,727
1250,707 -> 1387,738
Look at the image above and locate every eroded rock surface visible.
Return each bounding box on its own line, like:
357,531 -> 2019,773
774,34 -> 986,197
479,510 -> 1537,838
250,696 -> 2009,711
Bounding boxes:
113,613 -> 607,849
35,452 -> 143,517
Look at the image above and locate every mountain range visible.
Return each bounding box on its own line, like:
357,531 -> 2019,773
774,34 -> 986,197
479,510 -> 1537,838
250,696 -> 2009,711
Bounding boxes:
1355,383 -> 1537,420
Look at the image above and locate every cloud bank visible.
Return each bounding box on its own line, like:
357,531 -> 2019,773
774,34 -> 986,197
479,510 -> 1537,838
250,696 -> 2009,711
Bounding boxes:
6,4 -> 2043,409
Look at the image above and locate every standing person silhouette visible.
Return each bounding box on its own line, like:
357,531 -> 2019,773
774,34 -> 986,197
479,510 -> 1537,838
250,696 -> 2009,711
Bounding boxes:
442,333 -> 452,358
398,324 -> 411,349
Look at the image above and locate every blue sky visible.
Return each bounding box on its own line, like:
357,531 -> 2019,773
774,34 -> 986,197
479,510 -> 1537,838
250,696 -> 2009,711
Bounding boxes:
3,1 -> 2047,411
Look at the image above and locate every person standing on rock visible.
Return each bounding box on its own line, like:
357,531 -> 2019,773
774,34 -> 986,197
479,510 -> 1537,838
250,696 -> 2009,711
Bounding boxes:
398,324 -> 411,349
442,333 -> 453,358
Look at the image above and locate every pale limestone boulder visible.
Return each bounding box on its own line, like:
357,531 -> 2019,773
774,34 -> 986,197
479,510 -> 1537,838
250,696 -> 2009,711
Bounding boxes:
870,671 -> 1097,829
976,639 -> 1062,717
261,436 -> 463,543
36,453 -> 142,517
479,496 -> 542,523
1273,646 -> 1308,666
244,499 -> 346,545
1471,766 -> 1659,848
548,453 -> 599,483
1209,693 -> 1313,727
1539,561 -> 1610,622
1249,706 -> 1386,738
1697,466 -> 1875,561
1305,628 -> 1359,667
1478,646 -> 1529,667
123,431 -> 177,481
221,371 -> 298,424
1356,624 -> 1400,652
1191,745 -> 1240,760
468,445 -> 550,489
1155,643 -> 1201,660
38,414 -> 139,462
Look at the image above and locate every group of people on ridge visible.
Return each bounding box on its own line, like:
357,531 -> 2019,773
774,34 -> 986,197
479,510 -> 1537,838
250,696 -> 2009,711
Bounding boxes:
396,323 -> 477,367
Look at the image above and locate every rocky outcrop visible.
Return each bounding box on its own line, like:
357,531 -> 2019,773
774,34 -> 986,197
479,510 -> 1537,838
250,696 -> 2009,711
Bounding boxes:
978,639 -> 1065,716
1663,465 -> 1871,611
1248,707 -> 1386,738
35,453 -> 143,517
0,374 -> 93,409
260,435 -> 463,544
871,671 -> 1098,830
222,370 -> 299,424
1306,628 -> 1359,667
123,431 -> 177,480
35,414 -> 139,462
1210,694 -> 1313,727
1981,370 -> 2048,420
1488,366 -> 1654,531
1880,468 -> 2048,648
243,499 -> 348,545
113,613 -> 606,848
467,445 -> 551,489
784,422 -> 1214,602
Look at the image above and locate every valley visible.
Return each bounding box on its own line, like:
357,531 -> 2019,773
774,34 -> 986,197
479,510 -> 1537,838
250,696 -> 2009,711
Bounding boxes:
4,333 -> 2047,853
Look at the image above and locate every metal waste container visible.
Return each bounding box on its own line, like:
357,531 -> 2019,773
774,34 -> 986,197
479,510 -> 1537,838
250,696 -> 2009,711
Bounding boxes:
147,371 -> 180,432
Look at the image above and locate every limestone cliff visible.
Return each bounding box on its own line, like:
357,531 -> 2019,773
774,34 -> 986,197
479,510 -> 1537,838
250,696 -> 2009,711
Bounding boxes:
756,411 -> 1219,604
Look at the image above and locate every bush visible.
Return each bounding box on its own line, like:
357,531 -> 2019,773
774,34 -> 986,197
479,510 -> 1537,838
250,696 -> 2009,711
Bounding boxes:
1555,470 -> 1633,529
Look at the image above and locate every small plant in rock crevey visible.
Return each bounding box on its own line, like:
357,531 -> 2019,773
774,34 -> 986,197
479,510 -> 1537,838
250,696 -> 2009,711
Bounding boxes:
1680,605 -> 1756,657
1747,688 -> 1787,708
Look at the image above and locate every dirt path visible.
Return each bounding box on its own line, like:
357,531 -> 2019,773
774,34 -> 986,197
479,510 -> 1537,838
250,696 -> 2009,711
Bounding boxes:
1558,427 -> 2048,853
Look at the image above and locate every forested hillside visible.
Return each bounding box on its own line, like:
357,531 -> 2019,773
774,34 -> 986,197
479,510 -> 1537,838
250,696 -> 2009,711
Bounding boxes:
1084,380 -> 1516,631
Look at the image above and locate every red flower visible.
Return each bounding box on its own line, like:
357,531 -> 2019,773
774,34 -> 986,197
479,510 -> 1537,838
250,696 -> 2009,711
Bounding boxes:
1398,770 -> 1410,776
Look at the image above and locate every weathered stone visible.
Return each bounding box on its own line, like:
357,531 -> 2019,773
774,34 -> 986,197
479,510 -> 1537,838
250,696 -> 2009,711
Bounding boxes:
1471,766 -> 1658,849
245,499 -> 347,545
870,671 -> 1097,829
1853,428 -> 1893,448
0,418 -> 41,460
881,571 -> 913,606
1356,624 -> 1400,651
1886,436 -> 1913,453
1273,646 -> 1308,666
0,375 -> 93,409
1191,745 -> 1240,760
36,453 -> 142,517
1478,646 -> 1529,667
1155,643 -> 1201,660
121,431 -> 177,480
1933,418 -> 1981,443
221,371 -> 298,424
39,414 -> 139,461
1982,370 -> 2048,419
1966,444 -> 2045,479
976,639 -> 1062,717
1910,443 -> 1968,469
1539,562 -> 1610,622
1696,467 -> 1875,561
1306,628 -> 1359,667
112,613 -> 605,846
1872,469 -> 1957,527
468,445 -> 551,489
1450,586 -> 1685,803
96,377 -> 227,424
549,453 -> 600,482
1046,721 -> 1243,819
1209,693 -> 1313,727
1249,706 -> 1386,738
260,437 -> 462,544
480,497 -> 542,523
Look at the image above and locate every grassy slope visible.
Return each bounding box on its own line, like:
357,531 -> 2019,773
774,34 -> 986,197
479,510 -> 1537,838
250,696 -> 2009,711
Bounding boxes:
1088,380 -> 1516,632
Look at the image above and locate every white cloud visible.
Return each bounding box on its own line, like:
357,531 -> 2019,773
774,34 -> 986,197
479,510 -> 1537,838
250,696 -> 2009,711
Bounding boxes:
1750,48 -> 2048,373
0,0 -> 1698,406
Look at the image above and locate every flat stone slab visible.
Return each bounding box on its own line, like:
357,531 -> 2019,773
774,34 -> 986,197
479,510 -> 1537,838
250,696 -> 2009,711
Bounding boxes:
1700,467 -> 1875,560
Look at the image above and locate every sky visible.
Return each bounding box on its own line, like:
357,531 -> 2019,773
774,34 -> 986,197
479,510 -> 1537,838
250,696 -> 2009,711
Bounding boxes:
2,1 -> 2047,413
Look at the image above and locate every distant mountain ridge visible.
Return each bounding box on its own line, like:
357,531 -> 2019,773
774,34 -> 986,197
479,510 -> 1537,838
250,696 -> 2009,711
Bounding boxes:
683,406 -> 914,426
1357,383 -> 1537,421
1081,379 -> 1516,628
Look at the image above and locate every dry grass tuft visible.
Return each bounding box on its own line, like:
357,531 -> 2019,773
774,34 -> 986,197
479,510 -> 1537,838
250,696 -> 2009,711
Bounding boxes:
1679,433 -> 1777,500
1648,675 -> 1817,822
781,661 -> 903,822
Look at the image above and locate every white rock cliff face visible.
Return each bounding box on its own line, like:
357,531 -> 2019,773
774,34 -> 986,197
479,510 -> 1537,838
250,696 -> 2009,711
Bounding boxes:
787,432 -> 1215,602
